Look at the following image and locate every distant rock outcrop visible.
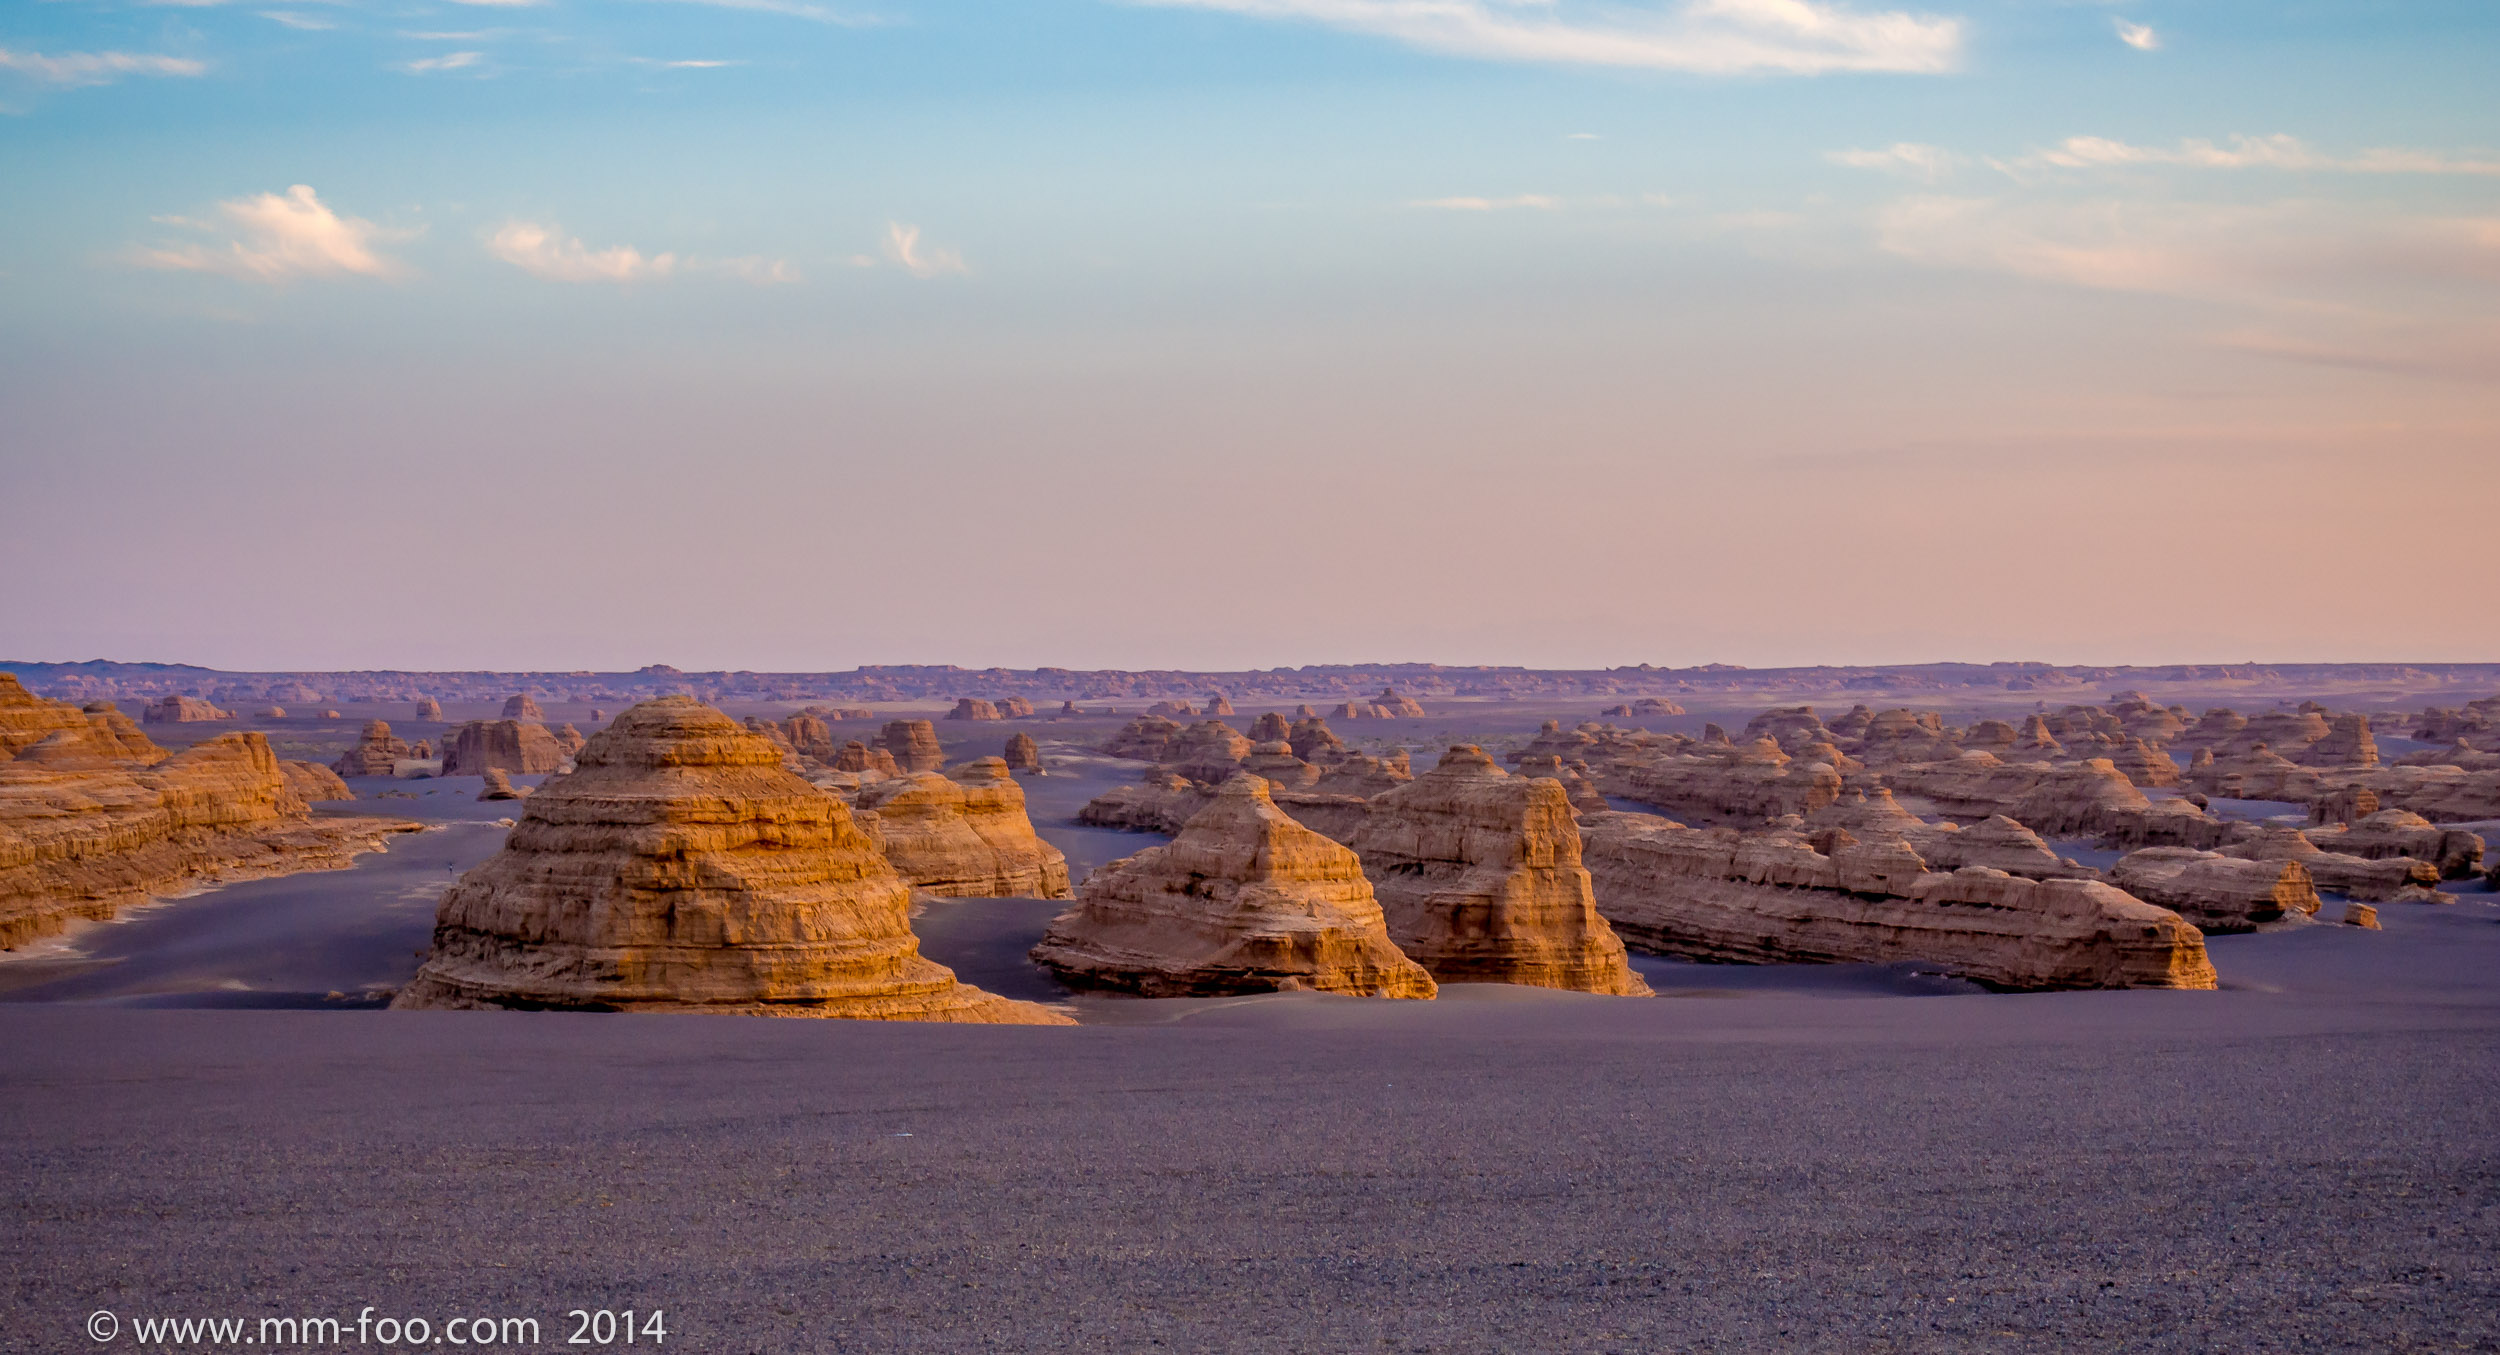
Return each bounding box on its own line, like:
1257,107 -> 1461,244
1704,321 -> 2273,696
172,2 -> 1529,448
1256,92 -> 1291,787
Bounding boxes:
1032,777 -> 1437,999
553,723 -> 586,757
832,741 -> 901,777
281,760 -> 354,803
1202,693 -> 1236,716
414,698 -> 443,721
1167,720 -> 1254,781
1345,746 -> 1649,995
258,706 -> 288,720
2304,809 -> 2484,879
476,768 -> 530,801
1248,711 -> 1292,743
1003,732 -> 1043,774
392,697 -> 1066,1023
2109,848 -> 2320,932
876,720 -> 946,773
440,720 -> 568,777
1373,688 -> 1425,718
500,694 -> 544,722
848,759 -> 1072,898
1580,812 -> 2214,991
2217,827 -> 2437,902
332,720 -> 412,777
947,698 -> 1002,722
142,695 -> 233,725
1103,714 -> 1184,762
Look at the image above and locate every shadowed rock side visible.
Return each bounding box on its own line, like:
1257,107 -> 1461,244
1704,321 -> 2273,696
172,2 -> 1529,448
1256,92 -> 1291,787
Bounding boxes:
2109,848 -> 2321,933
441,720 -> 568,777
413,698 -> 442,721
1003,733 -> 1043,774
2,676 -> 419,948
332,720 -> 412,777
392,697 -> 1067,1023
1032,777 -> 1437,999
1579,813 -> 2216,992
1345,747 -> 1650,996
281,760 -> 354,803
877,720 -> 946,773
849,759 -> 1072,899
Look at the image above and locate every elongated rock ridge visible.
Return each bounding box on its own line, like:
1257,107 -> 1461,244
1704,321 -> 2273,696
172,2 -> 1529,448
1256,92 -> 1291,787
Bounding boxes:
1032,776 -> 1437,998
1579,812 -> 2216,991
393,697 -> 1068,1022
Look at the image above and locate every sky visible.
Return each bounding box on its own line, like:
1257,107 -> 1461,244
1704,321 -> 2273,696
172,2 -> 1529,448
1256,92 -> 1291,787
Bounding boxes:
2,0 -> 2495,672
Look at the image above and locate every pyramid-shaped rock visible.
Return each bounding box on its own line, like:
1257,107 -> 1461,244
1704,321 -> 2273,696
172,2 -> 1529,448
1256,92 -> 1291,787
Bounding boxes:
1347,746 -> 1651,995
1033,776 -> 1436,998
393,697 -> 1067,1022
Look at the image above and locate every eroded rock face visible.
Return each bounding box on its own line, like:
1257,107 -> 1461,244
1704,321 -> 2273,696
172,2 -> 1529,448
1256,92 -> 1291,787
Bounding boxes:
1167,721 -> 1254,781
332,720 -> 412,777
554,724 -> 586,757
1346,746 -> 1649,995
849,759 -> 1072,899
1248,712 -> 1292,743
441,720 -> 568,777
3,678 -> 152,760
1603,737 -> 1842,825
2,699 -> 417,949
2109,848 -> 2320,933
877,720 -> 946,773
2219,827 -> 2437,902
1373,688 -> 1426,718
143,695 -> 233,725
477,768 -> 530,801
1003,733 -> 1043,775
832,741 -> 900,777
1579,813 -> 2214,991
282,761 -> 354,803
414,698 -> 443,721
1288,717 -> 1346,763
2305,810 -> 2484,879
501,694 -> 544,722
1103,715 -> 1184,762
948,698 -> 1002,722
998,697 -> 1035,718
393,697 -> 1065,1023
1032,776 -> 1436,999
1077,770 -> 1206,834
1203,693 -> 1236,717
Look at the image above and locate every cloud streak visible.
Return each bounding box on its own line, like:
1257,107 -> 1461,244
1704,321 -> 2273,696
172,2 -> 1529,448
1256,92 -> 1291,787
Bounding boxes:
2017,133 -> 2500,177
1130,0 -> 1965,75
883,222 -> 967,277
0,47 -> 205,85
2113,18 -> 2157,51
486,222 -> 677,282
1412,194 -> 1561,211
1826,141 -> 1960,181
402,50 -> 485,73
129,185 -> 406,283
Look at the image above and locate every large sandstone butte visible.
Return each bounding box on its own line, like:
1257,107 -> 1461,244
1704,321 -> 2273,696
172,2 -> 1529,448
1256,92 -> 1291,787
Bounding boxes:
143,694 -> 233,724
501,694 -> 544,721
441,719 -> 568,777
1345,746 -> 1650,995
848,758 -> 1072,899
2109,848 -> 2321,933
332,720 -> 412,777
1032,776 -> 1437,999
1579,813 -> 2215,992
1,674 -> 417,949
393,697 -> 1067,1022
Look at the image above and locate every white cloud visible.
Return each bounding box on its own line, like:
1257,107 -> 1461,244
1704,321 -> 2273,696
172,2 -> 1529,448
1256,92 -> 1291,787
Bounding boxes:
653,0 -> 880,24
2018,133 -> 2500,177
402,50 -> 484,73
700,255 -> 801,284
129,185 -> 407,283
2113,18 -> 2157,51
0,47 -> 206,85
486,222 -> 677,282
883,222 -> 967,277
1411,194 -> 1562,211
1128,0 -> 1964,75
260,11 -> 337,30
1826,141 -> 1960,181
1565,132 -> 1600,141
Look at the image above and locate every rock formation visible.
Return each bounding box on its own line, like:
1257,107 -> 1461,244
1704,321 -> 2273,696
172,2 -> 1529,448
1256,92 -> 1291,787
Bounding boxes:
258,705 -> 288,720
414,698 -> 443,721
392,697 -> 1066,1023
1241,740 -> 1322,789
1248,711 -> 1292,742
143,695 -> 233,724
282,761 -> 354,803
1203,693 -> 1236,716
1287,716 -> 1346,763
1372,688 -> 1426,718
2304,810 -> 2484,879
441,720 -> 568,777
2216,827 -> 2437,902
1579,813 -> 2215,991
1167,720 -> 1254,780
833,741 -> 901,777
2,688 -> 418,949
947,698 -> 1002,721
876,720 -> 946,773
1103,714 -> 1183,762
1604,737 -> 1842,824
998,697 -> 1035,718
1032,777 -> 1437,999
477,768 -> 530,801
1003,732 -> 1043,774
2109,848 -> 2320,932
848,759 -> 1072,898
332,720 -> 413,777
1077,770 -> 1207,834
501,694 -> 544,722
2342,903 -> 2381,929
1630,697 -> 1685,717
1344,746 -> 1649,995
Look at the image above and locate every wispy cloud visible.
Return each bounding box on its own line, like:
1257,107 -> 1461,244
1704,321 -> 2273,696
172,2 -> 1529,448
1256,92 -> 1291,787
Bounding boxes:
1565,132 -> 1600,141
402,50 -> 484,73
1411,194 -> 1562,211
2113,18 -> 2157,51
1128,0 -> 1965,75
883,221 -> 967,277
259,11 -> 337,30
652,0 -> 883,25
0,47 -> 205,85
2017,133 -> 2500,177
486,222 -> 676,282
129,185 -> 408,283
1826,141 -> 1960,181
700,255 -> 801,284
625,56 -> 746,68
445,0 -> 548,7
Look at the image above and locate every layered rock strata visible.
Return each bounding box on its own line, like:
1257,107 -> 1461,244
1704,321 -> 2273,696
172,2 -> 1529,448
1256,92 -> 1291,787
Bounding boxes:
1032,776 -> 1436,999
441,720 -> 568,777
332,720 -> 412,777
849,759 -> 1072,898
2109,848 -> 2321,932
393,697 -> 1066,1022
876,720 -> 947,773
1578,813 -> 2215,991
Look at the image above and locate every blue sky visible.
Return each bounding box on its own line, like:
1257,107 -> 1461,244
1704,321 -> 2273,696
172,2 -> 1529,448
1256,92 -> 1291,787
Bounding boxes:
3,0 -> 2496,670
